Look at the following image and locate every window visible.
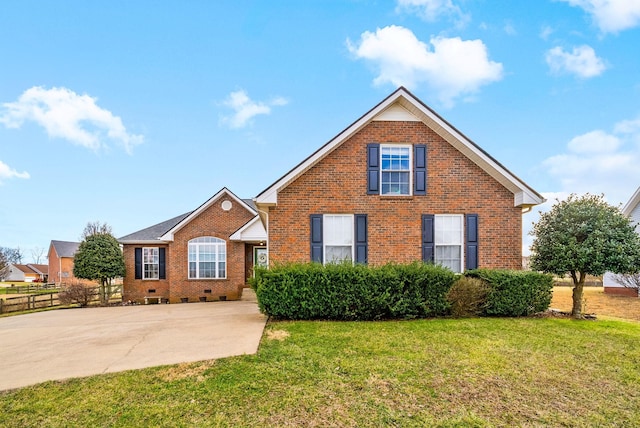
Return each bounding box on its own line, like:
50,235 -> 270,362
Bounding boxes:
381,145 -> 411,195
324,214 -> 354,263
143,247 -> 159,279
435,215 -> 463,273
188,237 -> 226,279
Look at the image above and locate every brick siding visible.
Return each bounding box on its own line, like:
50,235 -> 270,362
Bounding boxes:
268,120 -> 523,269
122,196 -> 255,304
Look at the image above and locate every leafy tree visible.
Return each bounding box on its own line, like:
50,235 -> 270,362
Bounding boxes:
73,233 -> 125,305
530,194 -> 640,318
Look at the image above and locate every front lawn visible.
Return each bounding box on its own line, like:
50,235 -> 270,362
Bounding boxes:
1,317 -> 639,426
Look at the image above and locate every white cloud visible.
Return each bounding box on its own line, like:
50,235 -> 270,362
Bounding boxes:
220,90 -> 288,129
540,116 -> 640,206
346,25 -> 503,107
540,25 -> 554,40
567,130 -> 621,153
545,45 -> 607,78
559,0 -> 640,33
396,0 -> 470,27
0,160 -> 30,184
0,86 -> 143,154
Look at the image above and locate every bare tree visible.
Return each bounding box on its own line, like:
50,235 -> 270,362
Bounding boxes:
612,273 -> 640,296
80,221 -> 113,241
31,246 -> 45,264
0,247 -> 23,278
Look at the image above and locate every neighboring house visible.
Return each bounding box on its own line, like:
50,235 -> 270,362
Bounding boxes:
48,240 -> 81,285
118,188 -> 267,304
28,264 -> 49,282
2,263 -> 45,282
254,87 -> 545,271
603,187 -> 640,297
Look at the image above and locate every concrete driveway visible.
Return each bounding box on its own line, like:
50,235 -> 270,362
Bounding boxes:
0,289 -> 266,391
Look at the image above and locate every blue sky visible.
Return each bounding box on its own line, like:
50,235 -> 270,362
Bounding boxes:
2,0 -> 640,262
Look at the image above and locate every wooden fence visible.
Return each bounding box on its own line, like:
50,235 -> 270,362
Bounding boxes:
0,285 -> 123,315
0,283 -> 58,294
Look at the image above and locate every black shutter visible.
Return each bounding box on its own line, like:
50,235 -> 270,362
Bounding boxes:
159,248 -> 166,279
310,214 -> 323,263
466,214 -> 479,270
134,248 -> 142,279
414,144 -> 427,195
421,214 -> 434,262
355,214 -> 368,264
367,143 -> 380,194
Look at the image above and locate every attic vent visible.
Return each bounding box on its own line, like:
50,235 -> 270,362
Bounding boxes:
221,200 -> 232,211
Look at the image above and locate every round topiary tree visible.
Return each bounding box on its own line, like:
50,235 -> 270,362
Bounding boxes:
530,194 -> 640,318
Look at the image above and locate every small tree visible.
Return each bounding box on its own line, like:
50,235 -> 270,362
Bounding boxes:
530,194 -> 640,318
73,233 -> 125,305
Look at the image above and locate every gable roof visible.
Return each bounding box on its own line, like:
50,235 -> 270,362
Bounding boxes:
118,212 -> 193,244
229,216 -> 268,242
10,264 -> 37,275
160,188 -> 257,242
28,264 -> 49,275
255,87 -> 544,209
50,240 -> 80,258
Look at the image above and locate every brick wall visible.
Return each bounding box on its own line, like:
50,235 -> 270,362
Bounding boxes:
268,120 -> 523,269
122,196 -> 256,304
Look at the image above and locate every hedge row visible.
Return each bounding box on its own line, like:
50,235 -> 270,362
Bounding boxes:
252,262 -> 455,320
251,263 -> 553,320
465,269 -> 554,317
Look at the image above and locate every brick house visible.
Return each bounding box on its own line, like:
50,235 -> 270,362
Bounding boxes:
48,240 -> 81,285
118,188 -> 267,304
254,87 -> 544,271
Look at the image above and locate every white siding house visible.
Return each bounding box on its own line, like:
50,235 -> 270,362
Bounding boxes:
603,187 -> 640,296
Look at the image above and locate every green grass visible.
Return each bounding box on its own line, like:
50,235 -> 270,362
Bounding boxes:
1,318 -> 639,427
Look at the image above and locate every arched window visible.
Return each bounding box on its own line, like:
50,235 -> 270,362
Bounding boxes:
188,237 -> 226,279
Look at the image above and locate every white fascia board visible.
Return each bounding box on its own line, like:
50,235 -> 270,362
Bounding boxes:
229,216 -> 267,241
621,186 -> 640,216
397,96 -> 545,208
160,187 -> 256,241
254,87 -> 544,209
254,90 -> 408,206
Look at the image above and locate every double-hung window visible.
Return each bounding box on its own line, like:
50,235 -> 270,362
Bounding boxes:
381,145 -> 411,195
142,247 -> 159,280
323,214 -> 354,263
434,215 -> 464,273
188,237 -> 226,279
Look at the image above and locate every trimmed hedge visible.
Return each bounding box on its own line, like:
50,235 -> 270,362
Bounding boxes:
251,262 -> 456,320
251,264 -> 554,320
464,269 -> 554,317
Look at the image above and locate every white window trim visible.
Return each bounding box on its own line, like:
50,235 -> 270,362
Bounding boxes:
380,143 -> 413,196
434,214 -> 464,273
188,237 -> 227,280
323,214 -> 354,265
142,247 -> 159,280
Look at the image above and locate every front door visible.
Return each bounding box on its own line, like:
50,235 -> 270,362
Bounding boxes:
254,247 -> 268,275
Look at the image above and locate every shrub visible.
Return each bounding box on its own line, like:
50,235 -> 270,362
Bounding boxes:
58,284 -> 98,307
251,262 -> 456,320
447,276 -> 490,318
465,269 -> 553,316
